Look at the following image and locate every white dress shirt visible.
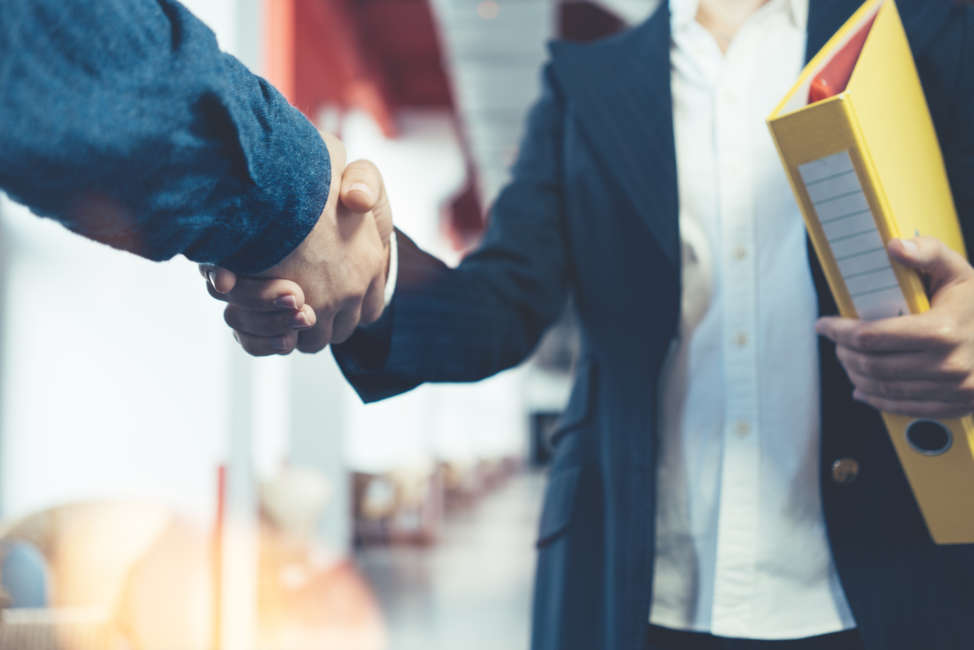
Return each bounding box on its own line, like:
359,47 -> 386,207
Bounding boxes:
650,0 -> 857,639
382,0 -> 856,639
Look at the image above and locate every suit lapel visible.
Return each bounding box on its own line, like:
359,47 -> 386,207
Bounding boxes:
549,5 -> 679,269
545,0 -> 869,271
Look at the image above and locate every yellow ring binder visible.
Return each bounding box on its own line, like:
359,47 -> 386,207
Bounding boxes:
768,0 -> 974,544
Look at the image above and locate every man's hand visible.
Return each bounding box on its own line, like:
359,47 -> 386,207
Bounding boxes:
201,132 -> 393,356
816,236 -> 974,419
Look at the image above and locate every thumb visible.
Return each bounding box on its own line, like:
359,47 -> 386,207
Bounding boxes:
200,265 -> 238,294
887,236 -> 974,295
340,159 -> 394,244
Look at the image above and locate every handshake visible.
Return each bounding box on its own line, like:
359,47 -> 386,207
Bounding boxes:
202,132 -> 394,356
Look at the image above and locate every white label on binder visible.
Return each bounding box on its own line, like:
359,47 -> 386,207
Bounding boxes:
798,150 -> 908,320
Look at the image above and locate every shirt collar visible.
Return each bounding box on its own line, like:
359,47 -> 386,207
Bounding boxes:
669,0 -> 808,32
669,0 -> 700,30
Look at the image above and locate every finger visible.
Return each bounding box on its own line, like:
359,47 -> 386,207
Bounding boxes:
360,273 -> 387,326
224,304 -> 315,338
233,330 -> 298,357
331,301 -> 364,344
852,390 -> 974,419
816,313 -> 953,353
844,366 -> 970,403
835,345 -> 958,381
220,276 -> 306,312
206,279 -> 230,304
200,265 -> 238,294
887,236 -> 974,295
296,315 -> 335,354
340,160 -> 381,212
341,159 -> 393,244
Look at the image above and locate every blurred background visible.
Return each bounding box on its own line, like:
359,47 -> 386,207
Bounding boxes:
0,1 -> 652,648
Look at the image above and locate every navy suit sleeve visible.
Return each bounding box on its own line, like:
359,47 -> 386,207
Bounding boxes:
332,66 -> 570,402
0,0 -> 329,274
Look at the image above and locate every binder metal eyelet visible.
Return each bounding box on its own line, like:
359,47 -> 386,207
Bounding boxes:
905,419 -> 953,456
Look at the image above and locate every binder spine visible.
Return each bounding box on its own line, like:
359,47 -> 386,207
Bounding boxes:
770,100 -> 974,546
768,0 -> 974,545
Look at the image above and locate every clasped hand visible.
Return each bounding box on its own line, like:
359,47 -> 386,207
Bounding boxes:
817,236 -> 974,419
201,132 -> 392,355
204,145 -> 974,422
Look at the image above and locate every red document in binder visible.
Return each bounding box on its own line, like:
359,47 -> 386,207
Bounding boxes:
808,14 -> 878,103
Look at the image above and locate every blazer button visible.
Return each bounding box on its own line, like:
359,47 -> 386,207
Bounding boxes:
831,458 -> 860,485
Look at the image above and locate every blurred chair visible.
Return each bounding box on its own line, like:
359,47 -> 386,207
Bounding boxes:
0,469 -> 386,650
0,541 -> 50,608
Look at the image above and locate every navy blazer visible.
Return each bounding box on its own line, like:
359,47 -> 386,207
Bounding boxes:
335,2 -> 974,648
0,0 -> 329,273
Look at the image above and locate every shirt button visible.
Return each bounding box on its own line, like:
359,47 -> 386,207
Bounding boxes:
734,420 -> 751,437
831,458 -> 860,485
733,332 -> 749,348
732,246 -> 749,261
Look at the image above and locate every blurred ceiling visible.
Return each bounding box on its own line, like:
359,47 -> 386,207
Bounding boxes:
265,0 -> 653,241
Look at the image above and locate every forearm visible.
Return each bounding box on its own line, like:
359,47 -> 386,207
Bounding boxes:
334,67 -> 570,399
0,0 -> 328,273
333,228 -> 568,402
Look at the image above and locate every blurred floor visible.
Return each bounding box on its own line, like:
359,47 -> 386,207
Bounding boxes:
357,470 -> 546,650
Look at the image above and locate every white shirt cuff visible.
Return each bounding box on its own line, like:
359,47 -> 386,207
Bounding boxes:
382,231 -> 398,308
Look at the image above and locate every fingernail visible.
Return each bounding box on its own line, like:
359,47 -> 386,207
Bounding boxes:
348,182 -> 374,202
900,238 -> 919,254
274,295 -> 298,309
291,312 -> 311,329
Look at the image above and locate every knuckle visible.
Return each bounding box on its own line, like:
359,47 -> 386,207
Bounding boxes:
871,380 -> 890,399
941,356 -> 969,379
276,310 -> 298,330
886,383 -> 906,400
239,339 -> 261,356
337,291 -> 361,310
360,302 -> 383,325
367,244 -> 384,268
850,330 -> 871,350
345,294 -> 366,314
834,345 -> 851,365
857,355 -> 878,377
956,380 -> 974,401
223,307 -> 238,329
297,340 -> 327,354
277,334 -> 297,355
259,284 -> 284,304
207,282 -> 228,302
320,300 -> 340,317
931,319 -> 958,346
297,328 -> 329,353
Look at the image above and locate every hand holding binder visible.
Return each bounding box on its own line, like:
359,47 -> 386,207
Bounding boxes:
767,0 -> 974,544
816,235 -> 974,420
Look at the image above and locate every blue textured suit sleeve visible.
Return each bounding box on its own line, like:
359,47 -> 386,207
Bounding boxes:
0,0 -> 329,274
333,67 -> 570,402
